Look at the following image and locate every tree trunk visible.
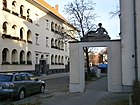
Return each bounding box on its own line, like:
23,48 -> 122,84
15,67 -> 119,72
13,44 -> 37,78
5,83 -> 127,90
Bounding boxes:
85,47 -> 91,80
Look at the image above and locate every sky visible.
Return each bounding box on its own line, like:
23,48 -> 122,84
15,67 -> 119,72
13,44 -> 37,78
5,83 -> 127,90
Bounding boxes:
45,0 -> 120,39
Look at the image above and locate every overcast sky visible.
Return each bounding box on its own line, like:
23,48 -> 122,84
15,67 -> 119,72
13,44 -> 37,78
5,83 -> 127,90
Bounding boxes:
45,0 -> 120,39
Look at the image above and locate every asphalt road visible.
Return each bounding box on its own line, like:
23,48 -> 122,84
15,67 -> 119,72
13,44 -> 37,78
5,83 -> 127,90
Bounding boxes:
45,76 -> 69,93
0,75 -> 69,105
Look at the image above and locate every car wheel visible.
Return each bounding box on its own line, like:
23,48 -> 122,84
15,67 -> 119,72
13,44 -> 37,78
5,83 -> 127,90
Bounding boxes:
18,89 -> 26,100
40,85 -> 45,93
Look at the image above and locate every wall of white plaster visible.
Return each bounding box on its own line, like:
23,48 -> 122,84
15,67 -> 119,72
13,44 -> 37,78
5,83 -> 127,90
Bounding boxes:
69,40 -> 122,92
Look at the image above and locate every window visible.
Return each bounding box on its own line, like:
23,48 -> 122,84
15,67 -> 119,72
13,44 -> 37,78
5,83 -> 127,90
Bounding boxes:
55,55 -> 57,64
20,27 -> 24,39
35,54 -> 39,64
11,49 -> 17,63
3,0 -> 7,8
35,33 -> 39,45
58,55 -> 60,64
51,38 -> 54,47
21,74 -> 29,81
12,25 -> 17,35
46,19 -> 49,29
61,56 -> 64,64
55,24 -> 58,32
35,14 -> 39,25
46,55 -> 49,64
65,43 -> 67,51
12,1 -> 16,12
51,55 -> 54,65
55,39 -> 57,47
20,50 -> 25,64
27,30 -> 32,41
51,22 -> 54,31
58,41 -> 61,49
46,37 -> 49,47
20,5 -> 24,16
27,9 -> 30,18
2,48 -> 9,62
2,22 -> 8,34
27,51 -> 32,64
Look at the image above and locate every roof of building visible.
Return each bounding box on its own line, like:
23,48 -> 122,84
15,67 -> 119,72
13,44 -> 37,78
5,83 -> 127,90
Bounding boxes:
35,0 -> 67,22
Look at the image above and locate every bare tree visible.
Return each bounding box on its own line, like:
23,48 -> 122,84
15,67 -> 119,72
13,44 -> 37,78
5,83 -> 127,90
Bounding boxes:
109,5 -> 120,18
64,0 -> 97,38
64,0 -> 97,80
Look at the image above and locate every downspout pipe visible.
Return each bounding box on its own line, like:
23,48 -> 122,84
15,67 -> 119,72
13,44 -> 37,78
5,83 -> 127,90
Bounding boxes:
133,0 -> 138,81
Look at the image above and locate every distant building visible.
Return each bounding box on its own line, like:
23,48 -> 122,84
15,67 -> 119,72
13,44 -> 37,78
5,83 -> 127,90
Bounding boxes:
0,0 -> 78,75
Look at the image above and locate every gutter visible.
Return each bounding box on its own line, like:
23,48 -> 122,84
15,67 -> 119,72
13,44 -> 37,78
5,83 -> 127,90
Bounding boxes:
133,0 -> 138,81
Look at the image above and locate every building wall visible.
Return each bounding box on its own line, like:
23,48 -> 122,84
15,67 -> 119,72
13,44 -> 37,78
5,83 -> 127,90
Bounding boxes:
0,0 -> 77,73
120,0 -> 135,86
136,0 -> 140,80
69,40 -> 122,92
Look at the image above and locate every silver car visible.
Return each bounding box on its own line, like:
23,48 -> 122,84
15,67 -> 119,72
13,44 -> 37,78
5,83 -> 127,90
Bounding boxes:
0,72 -> 45,100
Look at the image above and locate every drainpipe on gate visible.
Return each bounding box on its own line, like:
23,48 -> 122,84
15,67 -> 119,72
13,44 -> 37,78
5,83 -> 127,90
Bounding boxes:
133,0 -> 138,81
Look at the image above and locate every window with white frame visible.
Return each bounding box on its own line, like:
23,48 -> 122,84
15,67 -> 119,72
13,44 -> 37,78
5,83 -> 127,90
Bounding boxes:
35,14 -> 39,25
65,43 -> 67,51
46,37 -> 49,47
46,55 -> 49,64
35,54 -> 39,64
35,33 -> 39,45
12,1 -> 16,12
46,19 -> 49,29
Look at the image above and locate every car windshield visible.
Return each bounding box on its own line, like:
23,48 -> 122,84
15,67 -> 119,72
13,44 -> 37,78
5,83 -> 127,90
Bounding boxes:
0,75 -> 13,82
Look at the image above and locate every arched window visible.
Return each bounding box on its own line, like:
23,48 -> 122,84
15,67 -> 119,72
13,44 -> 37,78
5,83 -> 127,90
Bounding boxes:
55,55 -> 57,64
20,5 -> 24,16
65,43 -> 67,51
41,54 -> 44,59
51,22 -> 54,31
11,49 -> 18,63
51,55 -> 54,65
3,0 -> 7,8
2,22 -> 8,34
12,1 -> 16,12
20,27 -> 24,39
12,25 -> 17,35
58,40 -> 60,49
55,24 -> 58,32
2,48 -> 9,62
27,30 -> 31,41
58,25 -> 61,33
20,50 -> 25,64
27,51 -> 32,64
27,51 -> 31,61
61,27 -> 64,34
61,42 -> 64,50
61,56 -> 64,64
58,55 -> 60,64
27,9 -> 30,17
55,39 -> 57,47
51,38 -> 54,47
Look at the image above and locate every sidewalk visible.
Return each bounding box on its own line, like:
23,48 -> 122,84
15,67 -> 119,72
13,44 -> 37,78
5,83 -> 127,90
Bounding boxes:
42,76 -> 129,105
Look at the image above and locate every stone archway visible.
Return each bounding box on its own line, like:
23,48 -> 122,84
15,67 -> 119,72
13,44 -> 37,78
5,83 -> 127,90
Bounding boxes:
69,40 -> 122,92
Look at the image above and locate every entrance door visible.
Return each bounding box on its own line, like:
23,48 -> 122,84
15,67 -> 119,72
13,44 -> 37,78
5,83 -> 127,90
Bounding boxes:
40,60 -> 46,74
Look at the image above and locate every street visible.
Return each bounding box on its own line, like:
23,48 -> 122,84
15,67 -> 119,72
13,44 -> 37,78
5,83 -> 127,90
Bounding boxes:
0,75 -> 69,105
45,76 -> 69,93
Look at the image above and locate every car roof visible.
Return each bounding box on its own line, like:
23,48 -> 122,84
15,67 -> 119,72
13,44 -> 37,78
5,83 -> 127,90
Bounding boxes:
0,72 -> 32,76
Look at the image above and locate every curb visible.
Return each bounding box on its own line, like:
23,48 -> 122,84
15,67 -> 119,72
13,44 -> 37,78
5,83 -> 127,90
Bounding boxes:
38,73 -> 69,80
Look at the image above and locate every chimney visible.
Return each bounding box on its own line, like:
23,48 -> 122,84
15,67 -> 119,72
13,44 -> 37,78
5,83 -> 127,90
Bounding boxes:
55,4 -> 58,12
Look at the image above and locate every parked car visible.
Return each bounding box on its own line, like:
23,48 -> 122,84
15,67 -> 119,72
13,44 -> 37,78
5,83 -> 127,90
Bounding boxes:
0,72 -> 45,100
98,64 -> 108,73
